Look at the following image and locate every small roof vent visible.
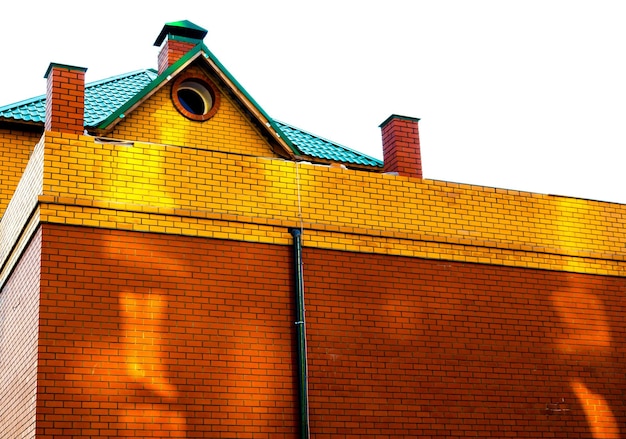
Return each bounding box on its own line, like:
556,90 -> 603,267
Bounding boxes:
153,20 -> 208,47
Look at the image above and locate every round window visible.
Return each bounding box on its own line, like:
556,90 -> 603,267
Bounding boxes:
171,75 -> 220,121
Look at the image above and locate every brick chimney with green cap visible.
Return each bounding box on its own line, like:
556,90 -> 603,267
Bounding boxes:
154,20 -> 208,74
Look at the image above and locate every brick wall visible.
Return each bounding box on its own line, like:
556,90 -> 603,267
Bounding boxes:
0,227 -> 41,439
0,136 -> 44,288
36,224 -> 298,438
40,131 -> 626,276
158,39 -> 197,74
109,65 -> 275,156
304,247 -> 626,437
0,128 -> 41,216
34,222 -> 626,437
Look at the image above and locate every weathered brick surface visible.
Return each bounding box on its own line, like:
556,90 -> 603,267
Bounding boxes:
0,227 -> 41,439
36,224 -> 298,438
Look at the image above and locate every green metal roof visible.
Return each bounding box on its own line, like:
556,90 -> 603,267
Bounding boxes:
275,121 -> 382,167
0,69 -> 158,126
0,63 -> 382,168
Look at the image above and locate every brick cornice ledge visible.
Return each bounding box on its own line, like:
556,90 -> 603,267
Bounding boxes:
37,195 -> 626,277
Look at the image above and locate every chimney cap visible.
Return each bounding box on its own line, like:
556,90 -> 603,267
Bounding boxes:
44,62 -> 87,79
154,20 -> 208,47
379,114 -> 420,128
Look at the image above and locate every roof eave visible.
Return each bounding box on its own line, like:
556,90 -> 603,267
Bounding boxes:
0,118 -> 44,132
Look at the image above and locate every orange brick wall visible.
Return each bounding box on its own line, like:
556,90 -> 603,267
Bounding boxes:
0,227 -> 41,438
304,247 -> 626,437
34,222 -> 626,437
37,224 -> 298,439
0,128 -> 41,216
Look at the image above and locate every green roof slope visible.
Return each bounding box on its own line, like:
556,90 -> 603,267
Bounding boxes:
0,69 -> 158,126
275,121 -> 382,167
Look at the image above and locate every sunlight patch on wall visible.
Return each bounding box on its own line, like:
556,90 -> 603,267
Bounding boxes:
571,379 -> 619,438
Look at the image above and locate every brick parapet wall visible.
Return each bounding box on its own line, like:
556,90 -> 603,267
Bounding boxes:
38,132 -> 626,276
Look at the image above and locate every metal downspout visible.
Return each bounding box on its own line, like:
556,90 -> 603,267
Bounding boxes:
290,228 -> 310,439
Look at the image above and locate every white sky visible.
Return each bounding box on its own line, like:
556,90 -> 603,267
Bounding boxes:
3,1 -> 626,203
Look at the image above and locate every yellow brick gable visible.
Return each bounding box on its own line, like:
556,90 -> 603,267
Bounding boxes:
108,65 -> 276,157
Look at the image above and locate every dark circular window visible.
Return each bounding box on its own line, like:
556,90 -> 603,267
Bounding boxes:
171,75 -> 220,121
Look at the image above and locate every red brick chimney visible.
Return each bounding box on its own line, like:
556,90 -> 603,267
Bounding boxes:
44,63 -> 87,134
379,115 -> 422,178
154,20 -> 208,74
